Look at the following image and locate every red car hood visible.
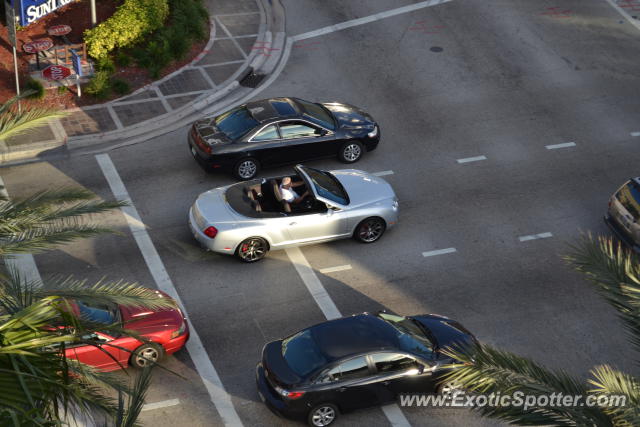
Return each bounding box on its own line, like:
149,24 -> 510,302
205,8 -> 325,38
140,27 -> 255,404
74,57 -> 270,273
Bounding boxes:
120,298 -> 184,335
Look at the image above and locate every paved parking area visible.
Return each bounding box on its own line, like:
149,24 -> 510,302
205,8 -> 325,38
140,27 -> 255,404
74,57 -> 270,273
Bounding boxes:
4,0 -> 640,426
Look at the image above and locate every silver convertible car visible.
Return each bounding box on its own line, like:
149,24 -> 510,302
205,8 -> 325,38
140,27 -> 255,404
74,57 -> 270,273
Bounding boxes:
188,165 -> 399,262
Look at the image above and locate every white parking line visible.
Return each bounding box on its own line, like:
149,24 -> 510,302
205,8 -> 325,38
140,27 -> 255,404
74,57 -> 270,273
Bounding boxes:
142,398 -> 181,412
631,132 -> 640,137
96,154 -> 244,427
373,170 -> 394,177
0,176 -> 43,286
422,248 -> 457,257
285,247 -> 411,427
545,142 -> 576,150
319,265 -> 352,274
457,155 -> 487,164
603,0 -> 640,33
519,232 -> 553,242
292,0 -> 453,41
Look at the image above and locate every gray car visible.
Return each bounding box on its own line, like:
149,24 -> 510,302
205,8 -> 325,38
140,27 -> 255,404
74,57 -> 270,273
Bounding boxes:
188,165 -> 399,262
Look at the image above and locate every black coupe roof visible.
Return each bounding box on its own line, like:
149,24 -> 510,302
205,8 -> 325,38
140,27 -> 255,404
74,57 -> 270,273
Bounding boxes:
245,98 -> 299,122
311,314 -> 400,361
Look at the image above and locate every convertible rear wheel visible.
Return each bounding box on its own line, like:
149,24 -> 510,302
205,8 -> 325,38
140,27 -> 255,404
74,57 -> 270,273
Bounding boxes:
234,158 -> 260,180
338,140 -> 363,163
236,237 -> 269,262
354,217 -> 386,243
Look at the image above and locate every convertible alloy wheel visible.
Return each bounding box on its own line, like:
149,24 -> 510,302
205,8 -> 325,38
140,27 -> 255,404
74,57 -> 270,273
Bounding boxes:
237,237 -> 268,262
235,158 -> 259,180
339,141 -> 363,163
355,217 -> 386,243
308,404 -> 338,427
132,343 -> 162,368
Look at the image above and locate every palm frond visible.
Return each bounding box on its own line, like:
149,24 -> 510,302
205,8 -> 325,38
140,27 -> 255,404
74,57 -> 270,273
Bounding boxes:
589,365 -> 640,426
564,234 -> 640,354
117,366 -> 153,427
0,225 -> 118,256
0,104 -> 68,141
441,343 -> 613,426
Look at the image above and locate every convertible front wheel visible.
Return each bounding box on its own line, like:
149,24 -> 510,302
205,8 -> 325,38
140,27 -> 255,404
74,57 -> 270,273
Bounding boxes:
354,217 -> 386,243
236,237 -> 269,262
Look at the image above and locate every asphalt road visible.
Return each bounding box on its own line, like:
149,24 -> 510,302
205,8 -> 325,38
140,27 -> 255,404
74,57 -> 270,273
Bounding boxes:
4,0 -> 640,425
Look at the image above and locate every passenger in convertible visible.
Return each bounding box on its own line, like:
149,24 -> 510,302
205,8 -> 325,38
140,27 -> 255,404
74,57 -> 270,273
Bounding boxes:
279,176 -> 309,205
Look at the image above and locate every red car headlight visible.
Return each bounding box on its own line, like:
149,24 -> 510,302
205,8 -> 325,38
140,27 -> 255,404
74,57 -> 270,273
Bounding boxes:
171,320 -> 187,339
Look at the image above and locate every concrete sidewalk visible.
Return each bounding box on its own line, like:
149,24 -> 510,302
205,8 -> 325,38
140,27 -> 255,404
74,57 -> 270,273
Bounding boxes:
0,0 -> 286,163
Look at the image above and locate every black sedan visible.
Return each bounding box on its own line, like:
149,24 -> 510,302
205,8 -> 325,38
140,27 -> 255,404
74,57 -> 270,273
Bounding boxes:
188,97 -> 380,179
256,312 -> 477,426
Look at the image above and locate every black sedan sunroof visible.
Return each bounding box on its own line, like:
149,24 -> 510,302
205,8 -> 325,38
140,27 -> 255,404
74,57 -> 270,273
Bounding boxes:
271,100 -> 297,117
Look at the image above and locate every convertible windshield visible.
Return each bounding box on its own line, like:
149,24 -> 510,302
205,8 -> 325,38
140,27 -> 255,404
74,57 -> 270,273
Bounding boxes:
301,167 -> 349,205
213,106 -> 259,140
377,313 -> 435,360
296,99 -> 336,130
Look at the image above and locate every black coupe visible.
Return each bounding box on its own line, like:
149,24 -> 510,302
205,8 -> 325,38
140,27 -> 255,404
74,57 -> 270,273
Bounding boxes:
188,97 -> 380,179
256,312 -> 477,426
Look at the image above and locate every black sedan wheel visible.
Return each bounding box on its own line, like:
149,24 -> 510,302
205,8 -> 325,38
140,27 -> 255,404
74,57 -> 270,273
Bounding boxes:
354,217 -> 386,243
338,140 -> 363,163
131,343 -> 163,369
234,158 -> 260,180
236,237 -> 269,262
308,403 -> 339,427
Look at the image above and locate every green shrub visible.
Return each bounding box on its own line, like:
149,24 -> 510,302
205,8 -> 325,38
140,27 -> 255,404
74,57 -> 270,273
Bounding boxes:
96,56 -> 115,73
115,51 -> 132,67
85,70 -> 111,99
57,85 -> 67,94
166,26 -> 190,61
111,78 -> 130,95
84,0 -> 169,59
23,78 -> 45,100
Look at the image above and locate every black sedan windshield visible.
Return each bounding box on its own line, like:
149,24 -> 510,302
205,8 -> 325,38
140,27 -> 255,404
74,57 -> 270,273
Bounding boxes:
214,106 -> 258,140
302,167 -> 349,205
282,329 -> 328,377
378,313 -> 435,360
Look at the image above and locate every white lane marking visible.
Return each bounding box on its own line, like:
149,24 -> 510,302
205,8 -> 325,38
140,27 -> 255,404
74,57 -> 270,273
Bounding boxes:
0,176 -> 43,286
319,264 -> 352,274
292,0 -> 453,41
285,247 -> 411,427
422,248 -> 457,257
545,142 -> 576,150
603,0 -> 640,33
142,398 -> 181,412
519,232 -> 553,242
373,170 -> 394,177
457,155 -> 487,164
96,154 -> 244,427
631,132 -> 640,137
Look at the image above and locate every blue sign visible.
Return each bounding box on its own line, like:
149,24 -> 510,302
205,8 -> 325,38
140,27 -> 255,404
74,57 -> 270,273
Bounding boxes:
70,49 -> 81,76
18,0 -> 76,26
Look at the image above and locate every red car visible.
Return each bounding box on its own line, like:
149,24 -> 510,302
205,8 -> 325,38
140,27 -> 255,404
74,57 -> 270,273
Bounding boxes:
63,291 -> 189,371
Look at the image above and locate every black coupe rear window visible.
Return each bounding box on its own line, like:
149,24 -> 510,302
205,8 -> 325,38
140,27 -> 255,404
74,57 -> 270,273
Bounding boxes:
617,181 -> 640,219
282,329 -> 327,377
296,99 -> 336,130
214,107 -> 259,140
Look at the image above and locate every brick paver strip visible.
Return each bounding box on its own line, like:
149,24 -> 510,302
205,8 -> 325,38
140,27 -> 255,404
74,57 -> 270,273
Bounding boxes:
210,0 -> 258,14
217,13 -> 261,36
61,108 -> 118,136
116,89 -> 159,103
202,63 -> 241,86
5,123 -> 55,147
112,100 -> 168,127
234,37 -> 258,55
167,94 -> 204,110
159,69 -> 214,96
198,39 -> 246,65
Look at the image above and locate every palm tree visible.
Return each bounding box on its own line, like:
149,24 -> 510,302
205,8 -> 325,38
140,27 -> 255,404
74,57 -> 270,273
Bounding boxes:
0,92 -> 68,141
441,235 -> 640,426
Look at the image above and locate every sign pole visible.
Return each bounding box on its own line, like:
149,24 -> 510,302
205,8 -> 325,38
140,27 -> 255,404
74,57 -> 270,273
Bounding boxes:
90,0 -> 96,26
6,0 -> 20,111
76,74 -> 81,97
12,45 -> 20,112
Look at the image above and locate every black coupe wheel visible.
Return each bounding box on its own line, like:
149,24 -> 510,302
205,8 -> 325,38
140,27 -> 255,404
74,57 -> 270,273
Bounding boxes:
131,343 -> 163,369
338,140 -> 364,163
236,237 -> 269,262
308,403 -> 339,427
233,158 -> 260,180
354,217 -> 386,243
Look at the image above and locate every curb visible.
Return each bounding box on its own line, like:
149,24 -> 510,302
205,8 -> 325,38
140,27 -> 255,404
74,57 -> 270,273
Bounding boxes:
0,0 -> 287,163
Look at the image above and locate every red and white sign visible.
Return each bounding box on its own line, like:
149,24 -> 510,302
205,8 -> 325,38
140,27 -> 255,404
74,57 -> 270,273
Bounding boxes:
47,25 -> 72,36
23,38 -> 53,54
42,65 -> 72,80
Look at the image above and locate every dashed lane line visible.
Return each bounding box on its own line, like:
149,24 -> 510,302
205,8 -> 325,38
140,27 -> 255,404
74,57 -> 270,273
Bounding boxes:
318,265 -> 352,274
545,142 -> 576,150
142,399 -> 181,412
291,0 -> 453,42
96,154 -> 243,427
631,132 -> 640,137
285,247 -> 411,427
373,170 -> 394,177
519,232 -> 553,242
457,155 -> 487,164
422,248 -> 457,257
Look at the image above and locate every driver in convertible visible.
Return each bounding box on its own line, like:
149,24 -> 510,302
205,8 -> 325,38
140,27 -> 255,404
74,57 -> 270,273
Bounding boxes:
279,176 -> 309,205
